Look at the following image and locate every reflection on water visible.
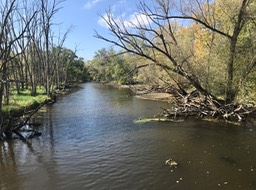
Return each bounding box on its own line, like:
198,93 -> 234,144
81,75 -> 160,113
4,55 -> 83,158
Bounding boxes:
0,83 -> 256,189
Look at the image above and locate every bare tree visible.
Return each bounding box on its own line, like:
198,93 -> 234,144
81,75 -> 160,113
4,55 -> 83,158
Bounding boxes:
0,0 -> 80,140
0,0 -> 37,121
40,0 -> 63,96
50,27 -> 72,90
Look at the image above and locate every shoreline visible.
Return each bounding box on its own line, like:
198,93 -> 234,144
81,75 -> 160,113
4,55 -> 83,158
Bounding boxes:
135,92 -> 172,101
115,83 -> 173,101
2,84 -> 80,120
0,85 -> 81,140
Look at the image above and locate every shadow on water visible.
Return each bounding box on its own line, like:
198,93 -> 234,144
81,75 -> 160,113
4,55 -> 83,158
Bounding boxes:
0,141 -> 20,189
1,83 -> 256,189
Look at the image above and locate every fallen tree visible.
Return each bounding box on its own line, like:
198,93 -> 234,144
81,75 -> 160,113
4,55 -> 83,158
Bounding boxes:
129,84 -> 255,122
0,100 -> 51,141
158,89 -> 255,122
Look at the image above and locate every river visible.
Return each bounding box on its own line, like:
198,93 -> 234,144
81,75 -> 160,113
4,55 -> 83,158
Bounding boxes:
0,83 -> 256,189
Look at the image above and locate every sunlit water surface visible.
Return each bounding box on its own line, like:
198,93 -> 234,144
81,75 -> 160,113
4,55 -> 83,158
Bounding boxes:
1,83 -> 256,189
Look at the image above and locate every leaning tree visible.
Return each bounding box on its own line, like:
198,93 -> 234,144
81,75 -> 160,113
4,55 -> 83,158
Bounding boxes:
95,0 -> 256,121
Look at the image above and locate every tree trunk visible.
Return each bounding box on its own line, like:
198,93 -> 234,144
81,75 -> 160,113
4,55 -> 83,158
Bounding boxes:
0,82 -> 4,122
226,39 -> 236,103
225,0 -> 248,103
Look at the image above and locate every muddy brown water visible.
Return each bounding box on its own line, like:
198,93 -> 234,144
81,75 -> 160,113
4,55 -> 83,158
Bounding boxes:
1,83 -> 256,189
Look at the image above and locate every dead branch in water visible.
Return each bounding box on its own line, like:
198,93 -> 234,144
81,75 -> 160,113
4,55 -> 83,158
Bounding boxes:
158,89 -> 255,122
0,101 -> 49,141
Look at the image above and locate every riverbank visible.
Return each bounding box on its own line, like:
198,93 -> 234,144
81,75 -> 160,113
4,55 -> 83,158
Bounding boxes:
2,90 -> 50,119
135,92 -> 172,101
2,85 -> 80,120
0,85 -> 81,140
109,83 -> 173,101
108,82 -> 256,124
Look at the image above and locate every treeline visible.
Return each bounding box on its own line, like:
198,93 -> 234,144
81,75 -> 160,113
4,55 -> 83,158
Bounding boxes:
85,48 -> 135,84
86,48 -> 170,86
0,0 -> 86,121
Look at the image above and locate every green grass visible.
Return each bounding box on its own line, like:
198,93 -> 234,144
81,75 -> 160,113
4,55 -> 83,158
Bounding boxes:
2,87 -> 49,118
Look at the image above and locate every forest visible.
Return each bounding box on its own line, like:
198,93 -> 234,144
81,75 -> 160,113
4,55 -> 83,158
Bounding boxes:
0,0 -> 86,139
89,0 -> 256,122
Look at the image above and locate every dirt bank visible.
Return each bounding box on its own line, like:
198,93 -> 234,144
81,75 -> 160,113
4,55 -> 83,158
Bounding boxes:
135,92 -> 172,101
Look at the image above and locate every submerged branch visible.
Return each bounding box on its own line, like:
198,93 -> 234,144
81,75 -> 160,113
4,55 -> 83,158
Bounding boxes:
0,100 -> 49,141
158,90 -> 256,122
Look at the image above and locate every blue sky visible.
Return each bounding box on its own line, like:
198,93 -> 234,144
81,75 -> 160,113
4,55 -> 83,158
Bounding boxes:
53,0 -> 142,61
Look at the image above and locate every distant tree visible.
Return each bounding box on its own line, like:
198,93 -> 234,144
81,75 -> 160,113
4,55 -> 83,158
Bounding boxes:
86,48 -> 134,84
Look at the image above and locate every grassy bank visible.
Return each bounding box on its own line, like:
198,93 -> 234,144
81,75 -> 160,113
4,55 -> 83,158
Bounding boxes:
2,88 -> 50,119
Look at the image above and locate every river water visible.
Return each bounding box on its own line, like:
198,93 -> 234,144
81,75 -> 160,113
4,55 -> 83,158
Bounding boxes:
0,83 -> 256,190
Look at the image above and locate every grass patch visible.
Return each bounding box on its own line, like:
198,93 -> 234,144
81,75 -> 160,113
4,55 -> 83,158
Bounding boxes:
2,88 -> 49,119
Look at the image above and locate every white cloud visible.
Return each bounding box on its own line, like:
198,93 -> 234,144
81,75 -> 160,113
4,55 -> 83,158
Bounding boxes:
98,12 -> 152,29
84,0 -> 102,10
123,12 -> 152,28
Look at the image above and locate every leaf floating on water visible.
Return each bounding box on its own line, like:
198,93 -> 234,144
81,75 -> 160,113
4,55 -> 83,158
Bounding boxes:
165,158 -> 178,168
